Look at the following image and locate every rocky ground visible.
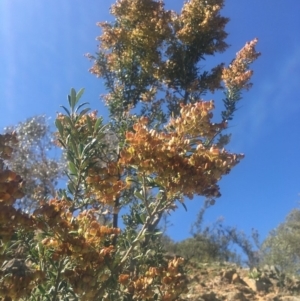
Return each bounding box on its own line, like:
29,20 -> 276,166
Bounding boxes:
182,262 -> 300,301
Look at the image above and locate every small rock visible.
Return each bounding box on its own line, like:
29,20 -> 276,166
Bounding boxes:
242,277 -> 269,292
232,273 -> 241,284
222,269 -> 236,282
226,291 -> 248,301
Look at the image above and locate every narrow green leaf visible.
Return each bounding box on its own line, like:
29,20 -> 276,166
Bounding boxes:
78,143 -> 85,158
81,140 -> 94,157
61,190 -> 69,200
68,161 -> 77,175
66,173 -> 73,181
66,150 -> 75,161
140,213 -> 146,223
58,280 -> 66,290
38,285 -> 46,294
135,213 -> 144,225
67,182 -> 75,194
75,102 -> 89,114
78,107 -> 91,118
97,123 -> 107,133
70,88 -> 77,111
57,138 -> 66,149
94,117 -> 103,132
134,190 -> 144,200
146,176 -> 157,188
70,139 -> 79,157
68,94 -> 72,107
60,105 -> 71,117
181,202 -> 188,212
55,119 -> 64,138
86,114 -> 93,132
76,87 -> 85,102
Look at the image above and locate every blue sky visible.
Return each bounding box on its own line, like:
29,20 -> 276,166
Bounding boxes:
1,0 -> 300,244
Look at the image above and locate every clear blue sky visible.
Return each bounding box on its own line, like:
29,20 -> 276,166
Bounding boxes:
1,1 -> 300,244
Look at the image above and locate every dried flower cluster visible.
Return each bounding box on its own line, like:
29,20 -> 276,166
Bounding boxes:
120,102 -> 243,201
119,257 -> 187,301
86,164 -> 126,206
176,0 -> 228,52
91,0 -> 172,78
33,199 -> 119,300
222,38 -> 260,91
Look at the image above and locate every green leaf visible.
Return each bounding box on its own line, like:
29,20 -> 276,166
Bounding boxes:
55,119 -> 64,137
140,213 -> 146,223
70,139 -> 79,157
68,161 -> 77,175
81,138 -> 96,157
70,88 -> 77,111
76,87 -> 85,102
60,105 -> 71,117
78,143 -> 84,157
58,280 -> 66,290
62,115 -> 73,127
181,202 -> 188,212
38,285 -> 46,294
146,176 -> 157,188
135,213 -> 144,225
134,190 -> 144,201
86,114 -> 93,132
68,94 -> 72,108
78,107 -> 91,118
94,117 -> 103,132
57,138 -> 66,149
67,182 -> 75,194
75,102 -> 89,114
61,190 -> 71,202
66,150 -> 75,161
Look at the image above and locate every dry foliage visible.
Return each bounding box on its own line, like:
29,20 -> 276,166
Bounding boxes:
0,0 -> 260,300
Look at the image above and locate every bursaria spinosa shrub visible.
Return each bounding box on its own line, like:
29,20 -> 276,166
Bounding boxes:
0,0 -> 259,300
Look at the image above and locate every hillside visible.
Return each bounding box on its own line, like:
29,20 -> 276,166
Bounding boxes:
183,262 -> 300,301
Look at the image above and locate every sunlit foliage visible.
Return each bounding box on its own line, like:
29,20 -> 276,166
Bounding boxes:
0,0 -> 260,300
